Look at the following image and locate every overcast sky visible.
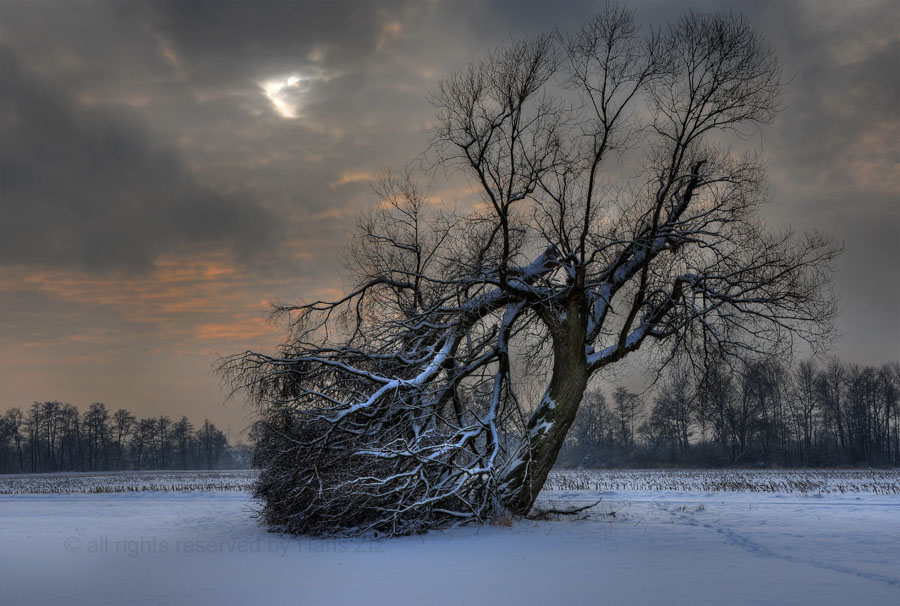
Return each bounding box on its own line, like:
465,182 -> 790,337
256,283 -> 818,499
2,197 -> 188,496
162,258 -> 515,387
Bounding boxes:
1,0 -> 897,437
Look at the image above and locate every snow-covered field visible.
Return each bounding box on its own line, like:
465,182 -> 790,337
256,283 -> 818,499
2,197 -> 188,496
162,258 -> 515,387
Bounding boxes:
546,468 -> 900,494
0,470 -> 256,494
1,471 -> 898,605
5,467 -> 898,495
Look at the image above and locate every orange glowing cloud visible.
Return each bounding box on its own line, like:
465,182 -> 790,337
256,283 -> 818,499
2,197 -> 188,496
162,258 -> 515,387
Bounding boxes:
0,248 -> 334,357
376,20 -> 402,52
194,316 -> 271,342
332,169 -> 376,188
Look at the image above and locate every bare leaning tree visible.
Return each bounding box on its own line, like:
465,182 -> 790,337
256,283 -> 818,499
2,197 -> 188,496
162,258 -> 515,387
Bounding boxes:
221,6 -> 838,536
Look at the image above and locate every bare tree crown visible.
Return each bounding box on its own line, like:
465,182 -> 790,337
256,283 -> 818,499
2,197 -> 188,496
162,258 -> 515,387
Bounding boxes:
222,6 -> 838,536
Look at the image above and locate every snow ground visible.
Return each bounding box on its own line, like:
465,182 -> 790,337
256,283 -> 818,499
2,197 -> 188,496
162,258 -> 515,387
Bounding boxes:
1,488 -> 897,605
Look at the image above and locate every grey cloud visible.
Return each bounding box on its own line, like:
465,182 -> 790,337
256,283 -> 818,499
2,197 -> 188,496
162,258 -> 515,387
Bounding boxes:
760,0 -> 899,196
149,0 -> 404,86
0,44 -> 276,271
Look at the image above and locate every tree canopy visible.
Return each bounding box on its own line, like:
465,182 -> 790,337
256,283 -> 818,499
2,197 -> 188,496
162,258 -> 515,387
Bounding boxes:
222,5 -> 838,536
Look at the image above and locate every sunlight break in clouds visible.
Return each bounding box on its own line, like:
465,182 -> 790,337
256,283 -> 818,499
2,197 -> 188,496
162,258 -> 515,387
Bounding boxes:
259,74 -> 308,119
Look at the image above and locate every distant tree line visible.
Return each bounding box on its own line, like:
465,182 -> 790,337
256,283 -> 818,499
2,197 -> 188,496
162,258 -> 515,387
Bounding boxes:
559,357 -> 900,468
0,402 -> 252,473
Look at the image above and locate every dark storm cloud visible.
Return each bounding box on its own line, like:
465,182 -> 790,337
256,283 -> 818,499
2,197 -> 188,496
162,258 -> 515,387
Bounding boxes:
150,0 -> 392,81
0,43 -> 275,271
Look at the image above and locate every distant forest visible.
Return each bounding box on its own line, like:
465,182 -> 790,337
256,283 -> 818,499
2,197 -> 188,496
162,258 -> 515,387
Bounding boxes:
558,357 -> 900,468
0,402 -> 251,474
3,356 -> 897,474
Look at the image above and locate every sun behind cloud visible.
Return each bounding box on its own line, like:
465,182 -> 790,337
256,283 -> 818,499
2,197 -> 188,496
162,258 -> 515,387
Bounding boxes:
260,74 -> 307,119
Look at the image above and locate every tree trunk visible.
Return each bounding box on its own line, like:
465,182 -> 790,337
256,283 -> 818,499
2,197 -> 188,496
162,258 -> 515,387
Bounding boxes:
499,289 -> 589,515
